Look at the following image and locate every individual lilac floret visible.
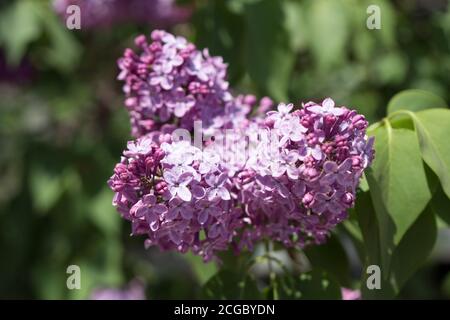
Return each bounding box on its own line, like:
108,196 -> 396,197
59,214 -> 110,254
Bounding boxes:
236,98 -> 374,250
53,0 -> 191,29
117,31 -> 267,138
108,135 -> 244,261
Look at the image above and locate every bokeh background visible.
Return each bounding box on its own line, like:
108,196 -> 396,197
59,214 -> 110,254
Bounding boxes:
0,0 -> 449,299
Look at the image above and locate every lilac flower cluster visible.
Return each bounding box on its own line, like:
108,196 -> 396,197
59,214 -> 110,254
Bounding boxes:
108,136 -> 244,261
53,0 -> 191,29
109,31 -> 373,261
236,98 -> 374,250
117,31 -> 270,138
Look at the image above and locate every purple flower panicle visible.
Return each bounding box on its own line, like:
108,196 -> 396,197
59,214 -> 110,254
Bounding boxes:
109,31 -> 374,262
109,98 -> 373,261
117,31 -> 271,138
236,98 -> 374,250
108,136 -> 244,262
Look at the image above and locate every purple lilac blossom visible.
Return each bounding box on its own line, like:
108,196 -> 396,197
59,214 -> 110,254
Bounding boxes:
53,0 -> 191,29
108,135 -> 245,262
235,98 -> 374,251
117,31 -> 269,138
110,31 -> 374,260
109,98 -> 373,260
109,95 -> 373,260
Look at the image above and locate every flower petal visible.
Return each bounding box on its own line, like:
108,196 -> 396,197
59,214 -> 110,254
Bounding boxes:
217,187 -> 231,201
180,206 -> 193,220
198,210 -> 209,224
177,185 -> 192,202
169,231 -> 182,244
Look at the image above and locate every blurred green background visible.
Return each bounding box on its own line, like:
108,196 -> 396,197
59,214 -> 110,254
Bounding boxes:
0,0 -> 449,299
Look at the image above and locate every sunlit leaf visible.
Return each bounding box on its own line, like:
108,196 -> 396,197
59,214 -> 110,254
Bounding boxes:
0,0 -> 42,64
387,89 -> 447,115
185,253 -> 218,286
388,206 -> 437,292
307,0 -> 349,70
30,165 -> 64,213
409,109 -> 450,199
90,187 -> 120,236
368,124 -> 432,250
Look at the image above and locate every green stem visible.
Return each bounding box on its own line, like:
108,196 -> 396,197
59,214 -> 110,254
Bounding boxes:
383,117 -> 392,136
264,240 -> 273,274
367,121 -> 383,134
368,109 -> 416,135
264,240 -> 279,300
387,109 -> 416,121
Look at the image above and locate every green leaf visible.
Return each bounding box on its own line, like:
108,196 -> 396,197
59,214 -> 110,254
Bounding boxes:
276,270 -> 341,300
368,124 -> 432,248
408,109 -> 450,199
185,253 -> 218,286
90,188 -> 120,236
373,52 -> 407,85
304,235 -> 351,287
307,0 -> 349,71
357,189 -> 436,298
39,10 -> 82,73
194,0 -> 245,82
388,206 -> 437,292
424,165 -> 449,227
356,189 -> 381,268
30,165 -> 64,213
387,89 -> 447,115
443,271 -> 450,299
202,269 -> 261,299
358,173 -> 369,192
357,187 -> 395,299
342,218 -> 364,244
245,0 -> 295,100
0,0 -> 42,64
371,0 -> 397,48
283,0 -> 308,52
352,27 -> 375,63
430,184 -> 450,226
